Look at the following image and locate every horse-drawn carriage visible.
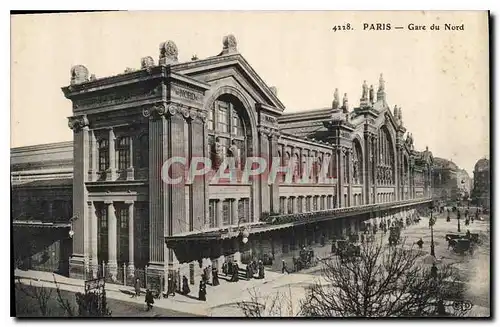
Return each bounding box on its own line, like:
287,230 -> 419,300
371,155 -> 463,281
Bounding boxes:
333,239 -> 361,262
294,247 -> 317,271
445,232 -> 479,255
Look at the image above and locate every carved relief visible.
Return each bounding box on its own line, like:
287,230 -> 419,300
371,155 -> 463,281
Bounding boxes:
74,85 -> 162,110
171,85 -> 202,103
68,115 -> 89,131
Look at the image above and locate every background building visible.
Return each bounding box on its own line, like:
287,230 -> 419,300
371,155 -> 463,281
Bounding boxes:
431,157 -> 460,204
472,158 -> 490,210
12,35 -> 433,290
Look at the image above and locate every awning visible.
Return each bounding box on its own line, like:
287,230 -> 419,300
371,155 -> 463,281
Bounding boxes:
164,198 -> 432,244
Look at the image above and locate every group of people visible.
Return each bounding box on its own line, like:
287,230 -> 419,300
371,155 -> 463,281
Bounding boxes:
222,260 -> 240,282
245,260 -> 265,280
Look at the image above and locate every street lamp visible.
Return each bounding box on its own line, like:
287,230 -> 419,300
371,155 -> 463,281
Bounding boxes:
429,203 -> 435,257
456,199 -> 461,233
69,215 -> 78,238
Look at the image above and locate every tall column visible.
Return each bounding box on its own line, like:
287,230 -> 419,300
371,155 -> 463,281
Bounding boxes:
126,137 -> 134,180
105,200 -> 118,281
68,116 -> 90,279
88,201 -> 98,278
269,133 -> 280,213
347,149 -> 353,207
364,133 -> 372,204
190,115 -> 207,232
126,201 -> 135,276
292,197 -> 298,214
283,197 -> 288,214
89,130 -> 98,182
232,198 -> 239,225
337,148 -> 345,208
216,199 -> 223,227
259,129 -> 271,214
107,128 -> 117,181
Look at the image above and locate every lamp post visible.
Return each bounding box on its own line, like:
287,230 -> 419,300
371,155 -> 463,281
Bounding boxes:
430,203 -> 435,257
457,197 -> 461,233
68,215 -> 78,238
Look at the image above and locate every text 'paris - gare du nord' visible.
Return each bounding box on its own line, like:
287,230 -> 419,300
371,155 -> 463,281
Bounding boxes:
160,156 -> 338,185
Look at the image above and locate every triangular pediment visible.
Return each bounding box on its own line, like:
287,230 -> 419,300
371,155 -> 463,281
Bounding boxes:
171,54 -> 285,112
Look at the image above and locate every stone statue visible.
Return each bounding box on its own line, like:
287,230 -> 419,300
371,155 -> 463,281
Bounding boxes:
398,106 -> 403,122
369,85 -> 374,103
228,139 -> 240,169
141,56 -> 155,69
353,161 -> 358,182
70,65 -> 89,85
222,34 -> 238,54
362,80 -> 368,100
332,88 -> 340,109
159,40 -> 178,64
342,93 -> 349,112
378,73 -> 385,92
393,105 -> 399,118
212,137 -> 225,169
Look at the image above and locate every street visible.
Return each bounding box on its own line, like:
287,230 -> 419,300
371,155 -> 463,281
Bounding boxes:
14,285 -> 199,317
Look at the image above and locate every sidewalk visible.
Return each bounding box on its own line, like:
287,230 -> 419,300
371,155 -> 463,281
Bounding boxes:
14,266 -> 317,316
14,215 -> 489,317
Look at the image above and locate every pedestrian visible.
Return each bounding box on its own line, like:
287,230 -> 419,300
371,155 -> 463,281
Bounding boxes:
231,262 -> 239,282
134,277 -> 141,298
212,266 -> 220,286
431,263 -> 438,279
246,263 -> 252,280
416,238 -> 424,249
166,275 -> 176,297
222,261 -> 228,276
198,280 -> 207,301
258,260 -> 265,279
320,234 -> 326,246
207,265 -> 212,285
182,275 -> 190,295
145,289 -> 154,311
282,260 -> 289,274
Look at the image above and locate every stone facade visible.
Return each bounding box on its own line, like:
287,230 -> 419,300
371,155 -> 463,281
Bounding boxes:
12,35 -> 434,289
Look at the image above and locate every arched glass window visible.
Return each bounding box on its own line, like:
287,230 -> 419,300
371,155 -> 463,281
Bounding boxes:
208,97 -> 247,170
377,127 -> 395,185
352,141 -> 363,185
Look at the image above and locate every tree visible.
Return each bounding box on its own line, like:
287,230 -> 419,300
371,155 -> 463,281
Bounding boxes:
236,286 -> 299,317
301,239 -> 465,317
15,280 -> 53,316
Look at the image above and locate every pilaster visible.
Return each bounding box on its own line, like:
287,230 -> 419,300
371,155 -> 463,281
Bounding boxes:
107,128 -> 117,181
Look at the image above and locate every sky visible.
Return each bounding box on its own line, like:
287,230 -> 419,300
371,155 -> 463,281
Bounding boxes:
11,11 -> 489,175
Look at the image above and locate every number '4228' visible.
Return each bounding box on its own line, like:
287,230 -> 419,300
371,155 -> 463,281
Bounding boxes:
332,24 -> 352,32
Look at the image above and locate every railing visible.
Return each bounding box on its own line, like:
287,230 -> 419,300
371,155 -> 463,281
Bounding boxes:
261,197 -> 432,226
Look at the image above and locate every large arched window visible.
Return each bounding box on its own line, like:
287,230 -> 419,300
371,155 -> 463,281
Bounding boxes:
208,95 -> 248,170
352,140 -> 363,185
377,127 -> 395,185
